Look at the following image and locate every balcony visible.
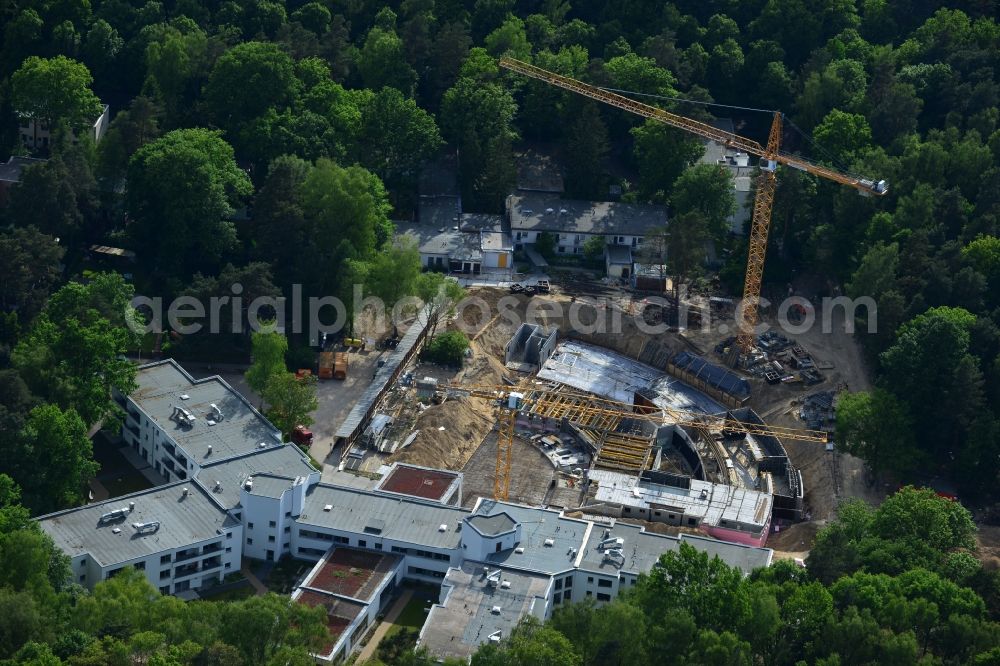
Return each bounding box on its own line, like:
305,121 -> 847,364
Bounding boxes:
174,563 -> 199,578
174,549 -> 198,562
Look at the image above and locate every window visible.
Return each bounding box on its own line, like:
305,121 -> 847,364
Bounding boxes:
586,591 -> 592,597
161,555 -> 171,564
226,533 -> 232,540
79,574 -> 86,583
555,579 -> 563,590
248,522 -> 254,530
285,511 -> 291,518
358,540 -> 366,548
225,563 -> 231,569
160,586 -> 169,594
654,511 -> 661,516
247,538 -> 253,545
687,518 -> 697,526
284,526 -> 290,533
225,547 -> 232,553
160,570 -> 170,580
554,592 -> 562,604
269,521 -> 276,528
268,536 -> 275,543
563,590 -> 571,601
597,593 -> 611,602
668,514 -> 675,520
375,543 -> 382,550
587,576 -> 593,584
623,507 -> 631,514
134,562 -> 146,571
598,579 -> 612,588
558,246 -> 566,253
564,577 -> 572,588
79,557 -> 87,566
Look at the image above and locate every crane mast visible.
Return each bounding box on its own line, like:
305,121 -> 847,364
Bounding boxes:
498,56 -> 887,360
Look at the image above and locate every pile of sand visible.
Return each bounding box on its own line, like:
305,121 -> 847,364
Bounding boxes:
394,397 -> 495,470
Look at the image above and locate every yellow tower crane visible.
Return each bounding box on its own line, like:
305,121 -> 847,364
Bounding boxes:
498,57 -> 888,360
446,383 -> 828,500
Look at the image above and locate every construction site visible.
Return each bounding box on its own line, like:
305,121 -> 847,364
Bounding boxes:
319,57 -> 890,558
322,283 -> 879,556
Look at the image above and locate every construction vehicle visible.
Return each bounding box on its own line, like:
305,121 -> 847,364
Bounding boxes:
318,351 -> 334,380
498,57 -> 888,364
333,352 -> 348,380
445,383 -> 827,501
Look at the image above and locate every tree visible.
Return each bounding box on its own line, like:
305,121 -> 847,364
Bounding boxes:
358,22 -> 418,96
365,237 -> 422,309
14,405 -> 97,513
416,273 -> 465,337
879,307 -> 982,465
127,129 -> 252,281
296,159 -> 394,304
12,273 -> 139,426
535,231 -> 556,260
421,331 -> 469,367
358,87 -> 443,195
472,617 -> 581,666
583,236 -> 606,265
440,71 -> 518,212
631,120 -> 705,202
671,165 -> 737,242
95,96 -> 161,185
184,263 -> 282,336
665,212 -> 710,301
203,42 -> 299,138
246,330 -> 288,405
813,109 -> 873,164
6,158 -> 84,242
562,103 -> 609,199
0,228 -> 63,326
10,56 -> 101,147
836,389 -> 917,478
262,373 -> 318,438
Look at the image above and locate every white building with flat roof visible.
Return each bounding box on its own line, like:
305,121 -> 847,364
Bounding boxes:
39,360 -> 776,661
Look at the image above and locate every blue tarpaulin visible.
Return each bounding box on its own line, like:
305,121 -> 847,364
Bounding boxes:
671,351 -> 750,400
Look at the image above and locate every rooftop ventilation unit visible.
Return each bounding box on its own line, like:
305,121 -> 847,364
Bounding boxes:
181,487 -> 189,498
213,481 -> 222,492
438,524 -> 448,532
491,606 -> 501,615
323,504 -> 333,512
699,489 -> 709,500
543,538 -> 555,547
514,547 -> 525,554
598,537 -> 624,551
99,508 -> 130,524
132,521 -> 160,534
210,403 -> 223,421
258,442 -> 267,449
111,527 -> 121,534
128,502 -> 135,512
207,445 -> 213,455
179,394 -> 190,400
488,631 -> 502,643
486,570 -> 502,587
500,580 -> 511,589
244,477 -> 253,491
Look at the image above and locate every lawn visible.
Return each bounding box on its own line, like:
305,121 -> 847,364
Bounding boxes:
394,596 -> 430,630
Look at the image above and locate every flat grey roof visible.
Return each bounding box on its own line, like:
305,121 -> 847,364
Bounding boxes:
467,513 -> 517,537
475,501 -> 587,575
200,444 -> 316,508
398,222 -> 481,260
298,483 -> 468,550
131,360 -> 283,462
247,473 -> 299,499
420,562 -> 550,662
0,156 -> 47,183
461,213 -> 504,232
591,470 -> 771,529
481,230 -> 513,251
37,481 -> 236,567
417,195 -> 461,229
577,520 -> 669,575
508,193 -> 666,236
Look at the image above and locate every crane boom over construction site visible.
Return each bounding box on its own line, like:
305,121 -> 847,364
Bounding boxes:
498,57 -> 889,195
446,383 -> 827,500
498,56 -> 888,358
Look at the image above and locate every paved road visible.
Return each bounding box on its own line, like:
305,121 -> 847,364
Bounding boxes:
355,589 -> 415,663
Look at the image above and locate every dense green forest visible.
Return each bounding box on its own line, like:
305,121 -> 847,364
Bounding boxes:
1,0 -> 1000,663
